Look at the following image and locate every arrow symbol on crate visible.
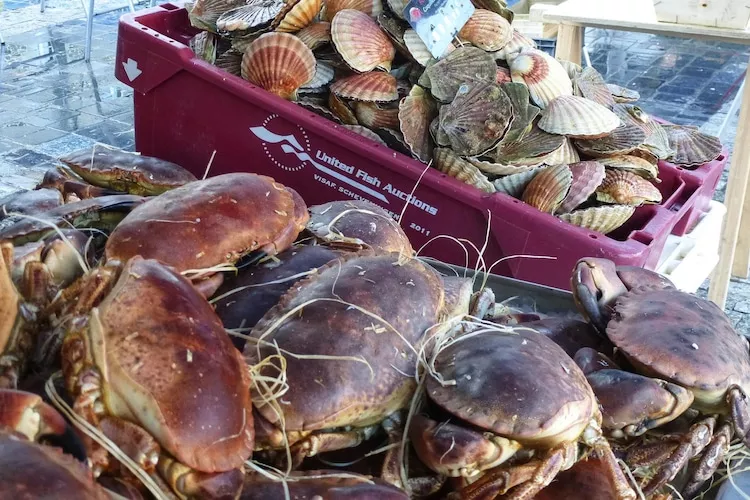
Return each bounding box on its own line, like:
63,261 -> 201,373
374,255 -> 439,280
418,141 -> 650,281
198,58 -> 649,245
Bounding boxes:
122,58 -> 142,82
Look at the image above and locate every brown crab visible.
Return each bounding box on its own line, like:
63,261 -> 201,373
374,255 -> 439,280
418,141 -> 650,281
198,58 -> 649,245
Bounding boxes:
0,188 -> 63,221
572,257 -> 750,496
60,256 -> 254,498
239,470 -> 409,499
409,325 -> 637,499
105,173 -> 309,297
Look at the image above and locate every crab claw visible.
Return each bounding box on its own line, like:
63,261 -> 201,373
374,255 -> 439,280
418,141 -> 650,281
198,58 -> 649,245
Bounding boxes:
572,258 -> 626,333
0,388 -> 68,440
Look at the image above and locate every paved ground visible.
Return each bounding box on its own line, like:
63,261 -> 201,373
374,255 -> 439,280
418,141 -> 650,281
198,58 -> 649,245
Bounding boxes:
0,0 -> 749,330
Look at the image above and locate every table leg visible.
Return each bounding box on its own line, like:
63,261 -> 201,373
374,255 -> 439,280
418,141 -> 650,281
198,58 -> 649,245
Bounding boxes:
554,24 -> 583,65
708,63 -> 750,308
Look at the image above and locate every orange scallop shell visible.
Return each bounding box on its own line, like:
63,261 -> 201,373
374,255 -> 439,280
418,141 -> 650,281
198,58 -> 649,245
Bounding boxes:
277,0 -> 322,32
558,160 -> 605,213
458,9 -> 513,52
324,0 -> 382,21
328,92 -> 359,124
343,124 -> 388,145
596,169 -> 662,206
521,163 -> 572,214
509,48 -> 573,109
434,148 -> 496,194
559,205 -> 635,234
330,71 -> 399,102
296,22 -> 331,50
331,9 -> 395,72
354,101 -> 400,129
241,32 -> 316,100
399,85 -> 437,163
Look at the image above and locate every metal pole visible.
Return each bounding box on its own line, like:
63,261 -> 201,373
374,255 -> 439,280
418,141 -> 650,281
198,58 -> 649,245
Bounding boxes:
84,0 -> 95,62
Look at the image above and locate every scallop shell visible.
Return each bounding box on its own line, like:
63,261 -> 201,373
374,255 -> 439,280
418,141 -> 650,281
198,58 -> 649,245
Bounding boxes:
214,48 -> 243,76
557,59 -> 582,80
495,123 -> 565,164
509,48 -> 573,109
559,205 -> 635,234
386,0 -> 406,18
558,160 -> 605,213
190,31 -> 218,64
297,97 -> 343,123
495,29 -> 537,59
458,9 -> 513,52
539,95 -> 620,139
330,71 -> 399,101
493,168 -> 541,197
496,67 -> 512,84
296,22 -> 331,50
607,83 -> 640,103
354,101 -> 400,129
299,62 -> 335,92
331,9 -> 394,72
399,85 -> 437,163
216,0 -> 285,32
613,104 -> 672,160
574,66 -> 615,109
189,0 -> 246,30
629,147 -> 660,165
377,12 -> 409,57
596,169 -> 662,206
404,29 -> 435,66
375,128 -> 411,155
241,32 -> 316,100
438,82 -> 512,156
522,163 -> 573,214
424,46 -> 497,103
328,92 -> 359,124
468,158 -> 535,177
277,0 -> 321,32
599,155 -> 659,181
471,0 -> 513,22
662,125 -> 722,168
434,148 -> 496,194
574,123 -> 647,157
544,137 -> 580,165
324,0 -> 382,21
343,124 -> 388,145
500,82 -> 540,144
429,116 -> 451,147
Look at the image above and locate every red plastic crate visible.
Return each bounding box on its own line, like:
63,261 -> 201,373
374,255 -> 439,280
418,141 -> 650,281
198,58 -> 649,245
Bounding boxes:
114,4 -> 728,291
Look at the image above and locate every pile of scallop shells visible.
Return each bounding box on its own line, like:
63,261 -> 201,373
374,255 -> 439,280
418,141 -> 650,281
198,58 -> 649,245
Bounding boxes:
186,0 -> 723,235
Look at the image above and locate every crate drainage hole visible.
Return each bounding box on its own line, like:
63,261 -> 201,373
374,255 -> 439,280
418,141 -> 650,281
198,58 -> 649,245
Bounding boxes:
588,234 -> 598,239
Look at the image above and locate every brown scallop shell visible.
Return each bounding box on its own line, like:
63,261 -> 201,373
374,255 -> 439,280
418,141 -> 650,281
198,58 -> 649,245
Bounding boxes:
298,97 -> 343,123
613,104 -> 672,159
331,9 -> 395,72
399,85 -> 437,163
599,155 -> 659,181
559,205 -> 635,234
190,31 -> 218,64
375,128 -> 411,155
607,83 -> 640,103
438,82 -> 512,156
574,66 -> 615,109
596,169 -> 662,206
495,29 -> 537,59
434,148 -> 496,194
354,101 -> 400,129
296,22 -> 331,50
468,158 -> 536,177
377,12 -> 408,56
522,163 -> 573,214
330,71 -> 399,102
662,125 -> 722,168
471,0 -> 513,22
215,0 -> 285,33
493,168 -> 541,197
544,137 -> 580,166
429,116 -> 451,147
277,0 -> 321,32
324,0 -> 382,21
386,0 -> 406,18
328,92 -> 359,124
214,48 -> 243,76
458,9 -> 513,52
509,48 -> 573,109
495,123 -> 565,164
501,82 -> 540,144
574,123 -> 647,157
343,124 -> 388,145
424,46 -> 497,103
558,160 -> 605,213
241,32 -> 316,100
539,95 -> 620,139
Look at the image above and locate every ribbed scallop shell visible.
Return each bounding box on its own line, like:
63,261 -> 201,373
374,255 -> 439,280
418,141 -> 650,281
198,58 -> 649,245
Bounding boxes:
434,148 -> 496,194
424,46 -> 497,103
599,155 -> 659,181
596,169 -> 662,206
501,82 -> 540,144
468,158 -> 535,176
298,97 -> 342,122
558,160 -> 605,213
214,48 -> 243,76
331,10 -> 394,72
189,0 -> 246,30
190,31 -> 218,64
299,62 -> 334,93
277,0 -> 321,32
574,66 -> 615,109
438,82 -> 512,156
495,123 -> 564,164
404,29 -> 434,67
559,205 -> 635,234
496,67 -> 512,84
399,85 -> 437,163
495,29 -> 537,59
557,59 -> 582,80
328,92 -> 359,124
509,48 -> 573,109
493,168 -> 540,197
429,116 -> 451,147
377,12 -> 408,56
354,101 -> 399,129
458,9 -> 513,52
607,83 -> 640,103
343,124 -> 387,145
544,137 -> 580,165
522,163 -> 573,214
574,123 -> 646,157
324,0 -> 382,21
663,125 -> 722,168
216,0 -> 285,32
613,104 -> 671,160
241,32 -> 316,100
375,128 -> 411,155
471,0 -> 513,21
296,21 -> 331,50
330,71 -> 399,101
539,95 -> 620,139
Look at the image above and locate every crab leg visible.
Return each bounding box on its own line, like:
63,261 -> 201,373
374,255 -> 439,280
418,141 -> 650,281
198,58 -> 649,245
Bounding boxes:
728,385 -> 750,447
683,421 -> 732,497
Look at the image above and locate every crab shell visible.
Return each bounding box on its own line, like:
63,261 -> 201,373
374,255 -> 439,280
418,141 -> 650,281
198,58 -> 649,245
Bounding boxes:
246,251 -> 445,431
426,328 -> 597,448
0,435 -> 109,500
84,257 -> 254,472
239,469 -> 409,499
105,173 -> 309,274
0,188 -> 63,221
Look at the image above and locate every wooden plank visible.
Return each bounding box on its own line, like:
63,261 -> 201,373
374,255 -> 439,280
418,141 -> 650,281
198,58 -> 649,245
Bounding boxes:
731,171 -> 750,279
709,58 -> 750,308
554,23 -> 583,65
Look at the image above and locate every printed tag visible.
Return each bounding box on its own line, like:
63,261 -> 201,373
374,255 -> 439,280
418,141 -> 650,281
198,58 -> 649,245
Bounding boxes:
403,0 -> 475,59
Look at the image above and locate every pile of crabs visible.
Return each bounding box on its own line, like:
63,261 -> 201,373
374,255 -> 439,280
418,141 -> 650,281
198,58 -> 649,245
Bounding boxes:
1,147 -> 748,500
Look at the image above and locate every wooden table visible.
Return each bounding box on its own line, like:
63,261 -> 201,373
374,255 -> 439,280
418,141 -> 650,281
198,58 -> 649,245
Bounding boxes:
544,0 -> 750,309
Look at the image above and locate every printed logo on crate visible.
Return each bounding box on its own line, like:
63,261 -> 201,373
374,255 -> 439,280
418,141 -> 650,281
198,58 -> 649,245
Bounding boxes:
250,114 -> 440,222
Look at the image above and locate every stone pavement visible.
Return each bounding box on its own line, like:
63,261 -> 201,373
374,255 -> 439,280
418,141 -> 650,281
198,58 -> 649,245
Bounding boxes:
0,0 -> 749,330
